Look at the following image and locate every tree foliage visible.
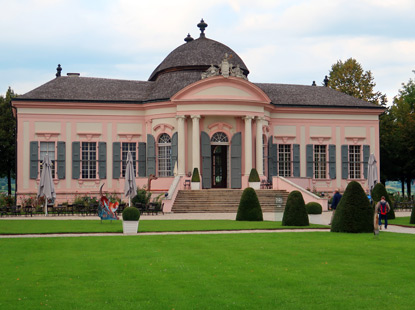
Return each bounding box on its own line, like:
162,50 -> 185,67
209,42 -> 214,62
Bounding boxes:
236,187 -> 263,221
0,88 -> 17,195
328,58 -> 386,105
282,190 -> 309,226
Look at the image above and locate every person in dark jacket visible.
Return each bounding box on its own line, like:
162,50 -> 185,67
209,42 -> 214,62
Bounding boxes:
376,196 -> 390,229
329,189 -> 342,225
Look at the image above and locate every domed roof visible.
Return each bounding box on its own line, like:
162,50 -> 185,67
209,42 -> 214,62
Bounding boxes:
148,20 -> 249,81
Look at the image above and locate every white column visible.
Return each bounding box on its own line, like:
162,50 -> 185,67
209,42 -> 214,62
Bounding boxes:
256,117 -> 264,176
191,115 -> 201,170
176,115 -> 186,175
243,116 -> 254,176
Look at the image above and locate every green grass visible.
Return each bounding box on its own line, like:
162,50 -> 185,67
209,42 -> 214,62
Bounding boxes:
0,220 -> 328,235
1,232 -> 414,309
389,216 -> 415,226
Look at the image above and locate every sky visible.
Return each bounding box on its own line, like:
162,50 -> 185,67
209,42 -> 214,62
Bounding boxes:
1,0 -> 415,104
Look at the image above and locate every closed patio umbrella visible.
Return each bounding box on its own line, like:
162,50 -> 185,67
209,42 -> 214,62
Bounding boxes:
367,153 -> 378,194
124,151 -> 137,206
37,154 -> 56,216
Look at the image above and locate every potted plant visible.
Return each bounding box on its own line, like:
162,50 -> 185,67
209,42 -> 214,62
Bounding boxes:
191,168 -> 200,190
248,168 -> 260,189
122,206 -> 140,234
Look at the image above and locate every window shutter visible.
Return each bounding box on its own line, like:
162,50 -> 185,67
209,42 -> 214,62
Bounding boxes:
171,132 -> 178,174
329,144 -> 336,179
201,131 -> 212,189
30,141 -> 39,179
147,134 -> 156,176
57,141 -> 66,179
293,144 -> 300,177
341,145 -> 349,179
98,142 -> 106,179
306,144 -> 313,178
268,137 -> 278,182
231,132 -> 242,189
363,145 -> 370,179
112,142 -> 121,179
72,141 -> 80,179
138,142 -> 146,177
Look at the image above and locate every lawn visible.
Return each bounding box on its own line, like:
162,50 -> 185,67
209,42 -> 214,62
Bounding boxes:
1,232 -> 414,309
388,216 -> 415,227
0,220 -> 328,235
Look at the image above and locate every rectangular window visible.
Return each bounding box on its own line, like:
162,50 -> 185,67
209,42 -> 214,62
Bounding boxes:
278,144 -> 291,177
81,142 -> 96,179
314,145 -> 327,179
349,145 -> 361,179
40,142 -> 55,178
122,142 -> 137,177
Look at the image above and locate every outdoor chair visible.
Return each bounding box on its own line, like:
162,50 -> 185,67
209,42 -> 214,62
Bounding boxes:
88,203 -> 99,216
117,203 -> 126,214
66,204 -> 74,215
11,205 -> 21,216
184,179 -> 191,189
55,204 -> 66,216
75,203 -> 87,216
134,202 -> 147,214
24,206 -> 33,217
0,206 -> 8,217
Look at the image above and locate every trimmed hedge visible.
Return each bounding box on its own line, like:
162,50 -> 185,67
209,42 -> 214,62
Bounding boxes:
371,183 -> 395,219
191,168 -> 200,182
331,181 -> 373,233
248,169 -> 260,182
305,202 -> 322,214
122,207 -> 140,221
282,191 -> 309,226
410,205 -> 415,224
236,187 -> 263,221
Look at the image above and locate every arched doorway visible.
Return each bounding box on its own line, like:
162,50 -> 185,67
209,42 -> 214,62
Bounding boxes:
211,132 -> 229,188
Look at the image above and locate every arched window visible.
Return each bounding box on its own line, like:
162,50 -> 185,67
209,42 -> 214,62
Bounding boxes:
211,132 -> 229,144
158,133 -> 172,177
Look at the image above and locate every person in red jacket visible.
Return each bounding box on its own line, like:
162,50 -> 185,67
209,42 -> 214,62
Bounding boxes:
376,196 -> 390,229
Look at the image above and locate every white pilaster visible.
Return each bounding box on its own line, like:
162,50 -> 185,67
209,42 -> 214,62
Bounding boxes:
256,117 -> 264,176
191,115 -> 201,170
243,116 -> 254,176
176,115 -> 186,175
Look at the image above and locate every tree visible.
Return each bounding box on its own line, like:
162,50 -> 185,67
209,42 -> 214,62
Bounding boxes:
328,58 -> 386,105
0,88 -> 17,195
236,187 -> 263,221
282,190 -> 309,226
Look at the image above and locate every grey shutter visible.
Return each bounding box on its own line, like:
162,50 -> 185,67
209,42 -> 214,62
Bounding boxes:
231,132 -> 242,189
201,131 -> 211,189
171,132 -> 178,174
30,141 -> 39,179
147,134 -> 156,176
138,142 -> 146,177
329,144 -> 336,179
98,142 -> 106,179
57,141 -> 66,179
363,145 -> 370,179
268,137 -> 278,182
341,145 -> 349,179
112,142 -> 121,179
293,144 -> 300,177
72,141 -> 80,179
306,144 -> 314,178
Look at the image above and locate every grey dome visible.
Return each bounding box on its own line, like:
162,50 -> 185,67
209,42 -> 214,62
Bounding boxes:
148,36 -> 249,81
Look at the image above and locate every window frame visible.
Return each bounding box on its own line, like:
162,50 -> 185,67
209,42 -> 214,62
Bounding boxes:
314,145 -> 327,179
39,141 -> 56,179
81,142 -> 97,179
121,142 -> 137,178
158,133 -> 172,177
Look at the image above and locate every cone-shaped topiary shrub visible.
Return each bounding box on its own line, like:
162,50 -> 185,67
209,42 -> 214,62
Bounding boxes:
305,202 -> 322,214
122,206 -> 140,221
371,183 -> 395,219
282,191 -> 309,226
410,205 -> 415,224
248,168 -> 260,182
236,187 -> 263,221
191,168 -> 200,182
331,181 -> 373,233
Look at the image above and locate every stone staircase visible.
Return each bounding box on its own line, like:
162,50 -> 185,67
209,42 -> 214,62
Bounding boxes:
171,189 -> 289,213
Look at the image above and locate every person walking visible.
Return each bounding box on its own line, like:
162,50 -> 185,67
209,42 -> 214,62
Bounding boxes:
329,189 -> 342,225
376,196 -> 390,229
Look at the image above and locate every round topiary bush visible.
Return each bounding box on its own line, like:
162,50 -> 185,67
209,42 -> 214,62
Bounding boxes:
236,187 -> 263,221
248,169 -> 260,182
371,183 -> 395,219
282,191 -> 309,226
410,205 -> 415,224
191,168 -> 200,182
122,206 -> 140,221
305,202 -> 322,214
331,181 -> 373,233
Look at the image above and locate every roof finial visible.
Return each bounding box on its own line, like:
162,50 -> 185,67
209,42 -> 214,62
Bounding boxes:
184,33 -> 194,43
312,81 -> 316,86
56,64 -> 62,77
197,19 -> 208,38
324,75 -> 329,87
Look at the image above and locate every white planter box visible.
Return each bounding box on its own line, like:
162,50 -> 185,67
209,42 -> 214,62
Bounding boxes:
249,182 -> 260,190
123,220 -> 139,235
191,182 -> 200,190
